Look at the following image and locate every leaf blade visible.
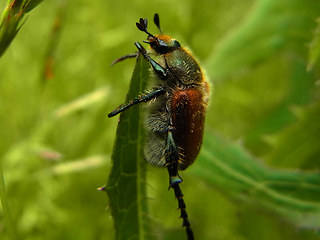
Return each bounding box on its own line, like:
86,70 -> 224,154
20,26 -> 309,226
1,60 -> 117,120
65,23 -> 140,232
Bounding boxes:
106,55 -> 152,240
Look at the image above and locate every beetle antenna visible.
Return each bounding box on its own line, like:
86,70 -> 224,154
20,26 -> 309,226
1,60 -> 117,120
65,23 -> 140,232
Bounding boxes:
154,13 -> 162,33
136,17 -> 156,38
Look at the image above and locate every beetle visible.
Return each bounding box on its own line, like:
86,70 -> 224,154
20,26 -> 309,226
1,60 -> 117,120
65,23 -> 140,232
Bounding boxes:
109,14 -> 210,240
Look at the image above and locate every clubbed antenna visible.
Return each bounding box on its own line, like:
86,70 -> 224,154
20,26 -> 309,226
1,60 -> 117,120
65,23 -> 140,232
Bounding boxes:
136,17 -> 155,38
154,13 -> 162,33
136,17 -> 148,32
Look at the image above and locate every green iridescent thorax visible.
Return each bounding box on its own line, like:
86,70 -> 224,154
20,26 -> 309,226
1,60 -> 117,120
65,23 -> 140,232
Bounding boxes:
165,48 -> 203,85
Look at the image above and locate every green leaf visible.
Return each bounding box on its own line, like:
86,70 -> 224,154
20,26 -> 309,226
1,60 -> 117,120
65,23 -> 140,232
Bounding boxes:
193,131 -> 320,229
24,0 -> 43,13
106,55 -> 153,240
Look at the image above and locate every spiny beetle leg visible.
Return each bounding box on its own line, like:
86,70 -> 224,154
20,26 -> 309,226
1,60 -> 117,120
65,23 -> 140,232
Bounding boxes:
165,130 -> 194,240
134,42 -> 167,79
108,87 -> 165,118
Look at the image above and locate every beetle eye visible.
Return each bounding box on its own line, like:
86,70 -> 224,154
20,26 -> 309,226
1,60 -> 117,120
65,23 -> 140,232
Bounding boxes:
157,39 -> 168,47
173,40 -> 181,47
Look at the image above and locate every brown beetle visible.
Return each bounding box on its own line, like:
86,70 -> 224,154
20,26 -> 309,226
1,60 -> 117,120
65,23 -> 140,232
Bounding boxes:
109,14 -> 210,240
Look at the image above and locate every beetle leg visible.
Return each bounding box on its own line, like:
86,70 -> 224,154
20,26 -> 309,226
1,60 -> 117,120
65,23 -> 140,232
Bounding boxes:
134,42 -> 167,79
165,131 -> 182,186
108,87 -> 165,118
111,52 -> 138,66
165,130 -> 194,240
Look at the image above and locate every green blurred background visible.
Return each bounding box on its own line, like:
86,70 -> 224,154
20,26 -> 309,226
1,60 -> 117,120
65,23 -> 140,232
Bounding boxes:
1,0 -> 320,239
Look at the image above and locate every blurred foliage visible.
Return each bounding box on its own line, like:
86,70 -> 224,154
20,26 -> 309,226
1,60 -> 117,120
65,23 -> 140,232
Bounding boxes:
0,0 -> 320,240
309,18 -> 320,71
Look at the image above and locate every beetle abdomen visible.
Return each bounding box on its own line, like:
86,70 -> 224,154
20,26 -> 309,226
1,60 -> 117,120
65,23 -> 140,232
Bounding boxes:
171,87 -> 207,170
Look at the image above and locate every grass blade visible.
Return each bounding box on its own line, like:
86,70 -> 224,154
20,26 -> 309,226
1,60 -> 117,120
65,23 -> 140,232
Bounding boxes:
0,0 -> 43,57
